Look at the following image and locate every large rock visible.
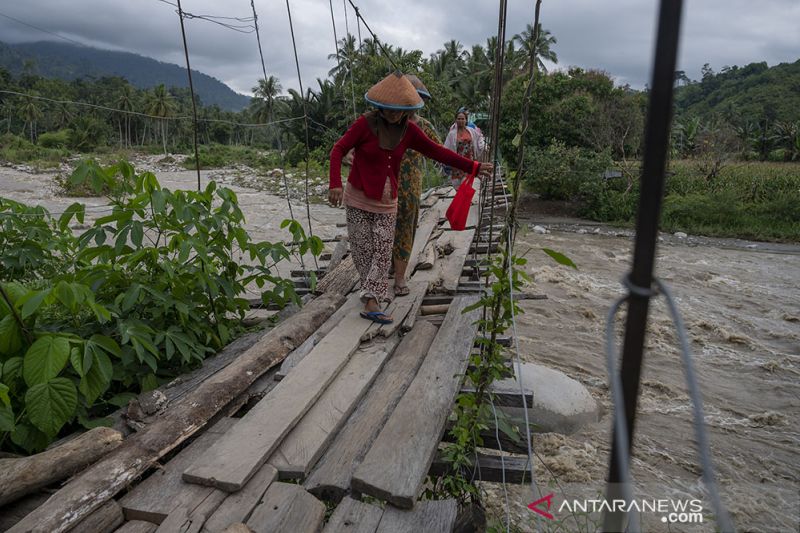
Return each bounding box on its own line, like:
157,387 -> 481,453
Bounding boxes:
490,362 -> 600,434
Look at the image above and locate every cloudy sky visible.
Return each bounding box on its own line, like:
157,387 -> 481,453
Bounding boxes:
1,0 -> 798,96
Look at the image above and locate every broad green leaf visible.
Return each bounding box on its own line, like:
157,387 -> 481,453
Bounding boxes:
107,392 -> 136,408
0,382 -> 9,406
131,221 -> 144,248
53,281 -> 78,312
542,248 -> 578,270
88,334 -> 122,359
0,315 -> 23,356
70,345 -> 91,377
79,350 -> 113,404
0,403 -> 14,432
3,357 -> 23,383
140,373 -> 158,392
11,423 -> 50,453
58,202 -> 86,232
20,288 -> 51,319
512,133 -> 522,148
25,377 -> 78,437
23,335 -> 71,386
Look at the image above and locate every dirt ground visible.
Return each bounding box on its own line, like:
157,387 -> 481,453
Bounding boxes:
2,164 -> 798,531
481,217 -> 800,532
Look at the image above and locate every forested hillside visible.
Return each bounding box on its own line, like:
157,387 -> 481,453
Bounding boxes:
674,59 -> 800,123
0,41 -> 250,111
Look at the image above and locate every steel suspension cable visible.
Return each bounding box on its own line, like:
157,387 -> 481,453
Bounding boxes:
345,0 -> 398,71
341,0 -> 358,118
175,0 -> 202,192
284,0 -> 319,269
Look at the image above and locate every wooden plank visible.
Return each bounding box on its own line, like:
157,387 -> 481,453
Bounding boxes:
200,463 -> 278,532
120,418 -> 236,523
183,308 -> 373,491
314,256 -> 357,296
269,335 -> 400,480
114,521 -> 157,533
378,280 -> 426,338
430,451 -> 531,484
7,293 -> 345,533
375,500 -> 458,533
0,427 -> 123,507
154,489 -> 227,533
304,322 -> 438,503
439,229 -> 476,294
0,491 -> 51,531
351,296 -> 480,508
398,282 -> 427,334
70,499 -> 124,533
322,497 -> 383,533
407,200 -> 446,274
327,236 -> 349,271
245,483 -> 325,533
276,295 -> 362,380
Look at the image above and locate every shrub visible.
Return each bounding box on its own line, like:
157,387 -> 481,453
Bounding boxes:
524,141 -> 612,201
38,129 -> 71,149
0,159 -> 322,453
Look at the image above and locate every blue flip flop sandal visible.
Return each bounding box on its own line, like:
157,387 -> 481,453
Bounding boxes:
360,311 -> 393,324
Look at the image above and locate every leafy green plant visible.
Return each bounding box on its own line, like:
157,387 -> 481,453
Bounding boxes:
0,159 -> 321,453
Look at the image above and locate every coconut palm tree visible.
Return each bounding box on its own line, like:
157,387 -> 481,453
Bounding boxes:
250,76 -> 284,146
146,85 -> 175,154
18,93 -> 43,142
513,23 -> 558,73
116,85 -> 135,148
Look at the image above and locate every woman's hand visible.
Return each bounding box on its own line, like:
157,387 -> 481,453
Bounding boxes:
328,187 -> 343,207
478,162 -> 494,175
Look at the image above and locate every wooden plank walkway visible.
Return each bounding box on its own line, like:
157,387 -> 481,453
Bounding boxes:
6,178 -> 531,533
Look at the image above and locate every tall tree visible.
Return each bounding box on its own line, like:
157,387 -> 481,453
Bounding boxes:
146,85 -> 175,154
513,23 -> 558,73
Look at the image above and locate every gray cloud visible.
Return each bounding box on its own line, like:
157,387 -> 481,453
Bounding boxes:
0,0 -> 797,96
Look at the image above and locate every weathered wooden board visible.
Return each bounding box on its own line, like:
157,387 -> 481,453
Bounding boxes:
374,500 -> 458,533
439,229 -> 476,294
406,200 -> 446,275
304,321 -> 438,503
154,489 -> 227,533
114,521 -> 157,533
69,499 -> 124,533
269,335 -> 400,479
0,491 -> 51,532
0,427 -> 122,507
322,497 -> 384,533
200,462 -> 277,532
328,236 -> 349,272
276,295 -> 362,380
398,281 -> 427,334
351,296 -> 480,508
377,280 -> 426,338
245,483 -> 325,533
430,451 -> 531,484
120,418 -> 236,523
7,293 -> 345,533
314,256 -> 357,296
183,308 -> 372,491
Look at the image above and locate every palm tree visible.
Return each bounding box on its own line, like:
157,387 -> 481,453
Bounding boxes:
328,35 -> 359,83
146,85 -> 175,154
18,93 -> 43,143
513,23 -> 558,73
250,76 -> 284,146
116,85 -> 135,148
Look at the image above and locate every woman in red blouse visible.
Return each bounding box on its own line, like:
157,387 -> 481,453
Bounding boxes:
329,72 -> 492,324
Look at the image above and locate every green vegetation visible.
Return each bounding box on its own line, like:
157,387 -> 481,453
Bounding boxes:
0,160 -> 321,453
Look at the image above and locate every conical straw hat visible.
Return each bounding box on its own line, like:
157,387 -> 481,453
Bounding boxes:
404,74 -> 431,99
365,71 -> 424,110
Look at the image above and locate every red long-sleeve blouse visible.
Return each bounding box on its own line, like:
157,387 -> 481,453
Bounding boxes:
329,115 -> 477,200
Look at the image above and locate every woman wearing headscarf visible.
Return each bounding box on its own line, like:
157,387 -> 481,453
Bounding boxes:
444,109 -> 485,188
329,72 -> 492,324
391,74 -> 439,297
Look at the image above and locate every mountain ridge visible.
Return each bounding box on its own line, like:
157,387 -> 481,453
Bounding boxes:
0,40 -> 251,111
